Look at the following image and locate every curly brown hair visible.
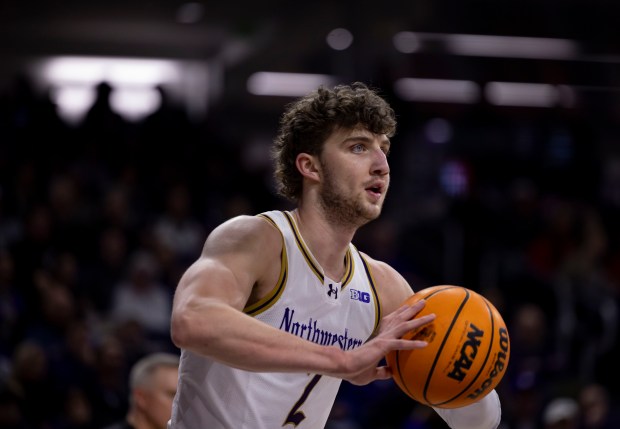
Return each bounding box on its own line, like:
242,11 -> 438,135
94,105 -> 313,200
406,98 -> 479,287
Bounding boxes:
272,82 -> 397,201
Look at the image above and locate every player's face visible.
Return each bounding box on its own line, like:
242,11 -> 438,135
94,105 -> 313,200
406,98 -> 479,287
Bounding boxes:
317,126 -> 390,227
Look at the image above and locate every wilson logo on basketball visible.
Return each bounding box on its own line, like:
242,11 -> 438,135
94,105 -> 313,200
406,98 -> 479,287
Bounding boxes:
447,323 -> 484,382
467,327 -> 510,400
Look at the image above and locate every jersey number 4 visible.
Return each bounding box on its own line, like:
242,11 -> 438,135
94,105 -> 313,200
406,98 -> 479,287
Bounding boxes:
283,374 -> 322,426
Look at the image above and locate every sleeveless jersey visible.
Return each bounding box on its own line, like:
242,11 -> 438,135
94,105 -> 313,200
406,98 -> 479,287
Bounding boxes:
169,210 -> 381,429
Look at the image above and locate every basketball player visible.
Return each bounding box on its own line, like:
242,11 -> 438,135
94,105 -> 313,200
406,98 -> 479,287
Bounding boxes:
106,353 -> 180,429
168,82 -> 502,429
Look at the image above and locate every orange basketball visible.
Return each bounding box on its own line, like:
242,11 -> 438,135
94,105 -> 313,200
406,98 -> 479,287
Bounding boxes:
385,285 -> 510,408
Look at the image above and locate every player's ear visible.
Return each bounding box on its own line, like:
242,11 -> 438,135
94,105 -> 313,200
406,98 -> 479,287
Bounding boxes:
296,152 -> 321,182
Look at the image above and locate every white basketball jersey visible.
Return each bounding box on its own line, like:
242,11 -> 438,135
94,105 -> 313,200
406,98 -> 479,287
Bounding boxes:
169,210 -> 381,429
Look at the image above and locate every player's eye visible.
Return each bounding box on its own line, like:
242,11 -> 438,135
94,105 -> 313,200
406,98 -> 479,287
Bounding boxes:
351,143 -> 365,153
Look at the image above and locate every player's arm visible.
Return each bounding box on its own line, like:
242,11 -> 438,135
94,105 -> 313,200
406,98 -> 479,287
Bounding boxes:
170,216 -> 432,380
364,255 -> 501,429
171,215 -> 329,372
432,390 -> 501,429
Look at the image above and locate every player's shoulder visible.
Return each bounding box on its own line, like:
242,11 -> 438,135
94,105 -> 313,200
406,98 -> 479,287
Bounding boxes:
358,251 -> 413,312
204,214 -> 282,255
358,251 -> 401,282
214,214 -> 279,234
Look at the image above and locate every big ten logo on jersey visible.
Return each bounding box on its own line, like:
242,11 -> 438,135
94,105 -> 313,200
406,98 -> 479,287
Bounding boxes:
350,289 -> 370,303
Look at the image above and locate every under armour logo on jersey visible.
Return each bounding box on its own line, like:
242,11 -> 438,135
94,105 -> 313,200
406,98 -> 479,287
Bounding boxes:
327,283 -> 338,299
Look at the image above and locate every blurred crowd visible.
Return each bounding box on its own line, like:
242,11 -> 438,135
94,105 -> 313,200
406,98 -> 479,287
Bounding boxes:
1,73 -> 620,429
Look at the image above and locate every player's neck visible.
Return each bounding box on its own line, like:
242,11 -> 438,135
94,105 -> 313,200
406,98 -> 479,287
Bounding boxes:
292,206 -> 355,280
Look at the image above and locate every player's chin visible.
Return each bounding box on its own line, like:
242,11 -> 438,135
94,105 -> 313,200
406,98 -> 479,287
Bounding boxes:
358,207 -> 380,224
366,202 -> 384,218
356,199 -> 384,225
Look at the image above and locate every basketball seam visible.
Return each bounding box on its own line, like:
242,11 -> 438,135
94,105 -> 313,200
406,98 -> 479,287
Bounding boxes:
423,287 -> 469,406
394,286 -> 456,402
436,295 -> 496,407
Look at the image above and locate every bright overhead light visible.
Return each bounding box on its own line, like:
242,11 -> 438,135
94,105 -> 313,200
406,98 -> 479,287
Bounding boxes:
445,34 -> 578,60
42,56 -> 179,85
51,85 -> 97,125
247,72 -> 337,97
485,82 -> 560,107
394,78 -> 480,104
326,28 -> 354,51
110,87 -> 162,121
393,31 -> 421,54
31,55 -> 211,123
395,77 -> 580,108
394,32 -> 579,60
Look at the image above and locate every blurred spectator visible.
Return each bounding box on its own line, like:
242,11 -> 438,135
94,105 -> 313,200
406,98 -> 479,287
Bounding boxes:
9,204 -> 54,309
152,183 -> 205,265
107,250 -> 173,350
10,160 -> 42,217
506,302 -> 558,386
80,81 -> 123,134
103,352 -> 179,429
0,249 -> 24,359
578,383 -> 620,429
96,184 -> 142,246
8,340 -> 58,428
0,73 -> 69,170
84,226 -> 130,315
26,270 -> 77,349
542,397 -> 579,429
0,189 -> 22,249
79,81 -> 129,175
56,386 -> 95,429
90,334 -> 130,428
137,85 -> 196,173
526,197 -> 579,281
0,380 -> 27,429
501,367 -> 547,429
46,173 -> 92,255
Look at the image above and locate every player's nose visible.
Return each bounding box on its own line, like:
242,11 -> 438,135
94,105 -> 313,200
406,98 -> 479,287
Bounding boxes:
371,147 -> 390,176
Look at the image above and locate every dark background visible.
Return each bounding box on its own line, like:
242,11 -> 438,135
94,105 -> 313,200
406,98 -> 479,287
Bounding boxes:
1,1 -> 620,428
